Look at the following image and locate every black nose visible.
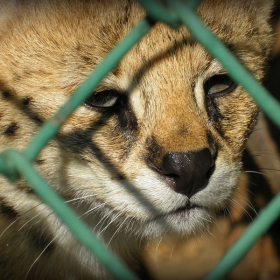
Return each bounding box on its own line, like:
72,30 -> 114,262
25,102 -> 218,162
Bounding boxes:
162,149 -> 214,198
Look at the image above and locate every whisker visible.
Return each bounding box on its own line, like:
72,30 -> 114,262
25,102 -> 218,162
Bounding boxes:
18,212 -> 42,232
154,236 -> 163,268
80,202 -> 107,219
64,194 -> 97,204
25,234 -> 59,279
225,206 -> 234,223
1,195 -> 98,239
97,211 -> 123,237
107,216 -> 129,248
169,243 -> 175,261
232,188 -> 258,216
229,198 -> 254,222
0,202 -> 44,238
244,170 -> 267,176
95,211 -> 113,234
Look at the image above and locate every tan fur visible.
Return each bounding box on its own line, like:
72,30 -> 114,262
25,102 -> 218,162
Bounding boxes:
0,0 -> 273,279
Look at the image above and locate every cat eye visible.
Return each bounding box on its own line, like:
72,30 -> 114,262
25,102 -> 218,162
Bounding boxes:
84,89 -> 120,112
204,74 -> 237,98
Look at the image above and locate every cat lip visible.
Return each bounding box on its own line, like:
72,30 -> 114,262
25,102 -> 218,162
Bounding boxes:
170,202 -> 200,214
149,202 -> 205,224
156,202 -> 202,219
174,202 -> 200,212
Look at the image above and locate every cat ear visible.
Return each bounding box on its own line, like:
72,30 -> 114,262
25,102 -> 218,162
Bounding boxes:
0,0 -> 17,32
0,0 -> 35,35
254,0 -> 274,20
0,1 -> 23,34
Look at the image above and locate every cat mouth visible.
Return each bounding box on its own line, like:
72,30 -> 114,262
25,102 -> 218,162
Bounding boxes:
148,201 -> 212,236
174,202 -> 201,213
154,202 -> 203,221
168,202 -> 205,219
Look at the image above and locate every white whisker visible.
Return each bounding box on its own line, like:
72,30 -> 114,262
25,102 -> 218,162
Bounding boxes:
18,213 -> 42,232
244,170 -> 267,176
107,216 -> 129,248
0,202 -> 44,239
25,234 -> 59,279
97,211 -> 123,237
229,198 -> 254,221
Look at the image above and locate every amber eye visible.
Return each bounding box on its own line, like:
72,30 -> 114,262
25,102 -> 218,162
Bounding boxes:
204,74 -> 237,98
84,90 -> 120,112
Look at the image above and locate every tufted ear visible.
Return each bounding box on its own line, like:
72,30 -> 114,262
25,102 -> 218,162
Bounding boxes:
252,0 -> 274,21
0,0 -> 35,35
0,0 -> 19,34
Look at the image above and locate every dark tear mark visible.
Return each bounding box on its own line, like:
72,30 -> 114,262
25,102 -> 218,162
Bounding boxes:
0,200 -> 19,219
205,96 -> 225,137
2,91 -> 12,99
4,123 -> 19,136
116,96 -> 138,133
207,131 -> 218,156
104,96 -> 139,158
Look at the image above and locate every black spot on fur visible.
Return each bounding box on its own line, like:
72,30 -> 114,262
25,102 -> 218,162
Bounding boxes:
25,188 -> 35,194
146,137 -> 162,155
0,200 -> 19,219
22,97 -> 31,105
31,115 -> 43,124
2,91 -> 12,99
75,43 -> 81,52
81,55 -> 92,63
4,123 -> 19,136
34,233 -> 55,254
35,159 -> 45,165
27,224 -> 55,254
118,174 -> 125,180
145,136 -> 163,166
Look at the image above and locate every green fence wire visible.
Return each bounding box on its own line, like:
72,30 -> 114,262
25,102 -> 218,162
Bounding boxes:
0,0 -> 279,279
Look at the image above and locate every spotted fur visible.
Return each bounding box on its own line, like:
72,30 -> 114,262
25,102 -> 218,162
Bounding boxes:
0,0 -> 273,279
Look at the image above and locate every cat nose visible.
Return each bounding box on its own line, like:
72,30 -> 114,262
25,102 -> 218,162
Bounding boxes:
162,149 -> 214,198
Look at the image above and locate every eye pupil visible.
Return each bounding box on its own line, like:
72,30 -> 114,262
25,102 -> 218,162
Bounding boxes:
204,74 -> 237,97
208,84 -> 230,94
84,89 -> 120,111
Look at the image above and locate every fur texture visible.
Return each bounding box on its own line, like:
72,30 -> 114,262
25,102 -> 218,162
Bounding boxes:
0,0 -> 273,279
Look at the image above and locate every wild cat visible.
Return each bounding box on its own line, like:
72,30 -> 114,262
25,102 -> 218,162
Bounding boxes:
0,0 -> 273,279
